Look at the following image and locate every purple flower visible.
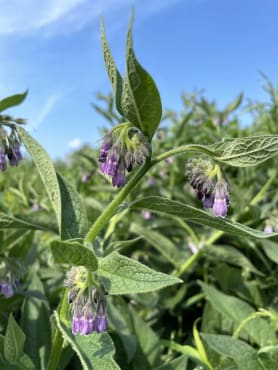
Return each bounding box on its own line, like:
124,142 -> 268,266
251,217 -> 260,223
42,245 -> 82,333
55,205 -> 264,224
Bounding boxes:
203,193 -> 215,208
0,280 -> 14,298
99,126 -> 151,188
264,225 -> 273,233
72,314 -> 82,334
95,314 -> 108,333
141,210 -> 153,220
147,177 -> 155,187
81,174 -> 90,183
212,182 -> 229,217
0,151 -> 7,171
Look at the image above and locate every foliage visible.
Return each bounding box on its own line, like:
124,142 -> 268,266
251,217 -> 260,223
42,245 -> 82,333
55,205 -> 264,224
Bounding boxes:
1,14 -> 278,370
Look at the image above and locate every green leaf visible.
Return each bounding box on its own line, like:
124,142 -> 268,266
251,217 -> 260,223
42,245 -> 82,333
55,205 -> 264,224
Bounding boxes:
0,212 -> 58,233
55,311 -> 120,370
200,283 -> 276,347
131,196 -> 278,240
164,341 -> 211,370
98,252 -> 182,294
209,135 -> 278,167
201,334 -> 263,370
51,240 -> 98,271
4,314 -> 25,363
258,345 -> 278,370
204,245 -> 262,275
107,300 -> 137,363
121,14 -> 162,139
130,307 -> 160,369
224,92 -> 243,114
57,173 -> 88,240
153,355 -> 188,370
21,274 -> 51,370
0,90 -> 28,112
101,19 -> 124,116
193,319 -> 213,370
261,240 -> 278,264
130,223 -> 184,267
17,127 -> 61,233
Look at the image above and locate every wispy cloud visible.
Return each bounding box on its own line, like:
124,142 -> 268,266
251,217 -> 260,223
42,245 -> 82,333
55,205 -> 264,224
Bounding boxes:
0,0 -> 184,36
68,137 -> 82,149
31,93 -> 63,129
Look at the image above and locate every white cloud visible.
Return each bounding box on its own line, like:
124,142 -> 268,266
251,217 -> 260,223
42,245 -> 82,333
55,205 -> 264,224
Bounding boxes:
0,0 -> 184,36
68,137 -> 82,149
33,93 -> 62,128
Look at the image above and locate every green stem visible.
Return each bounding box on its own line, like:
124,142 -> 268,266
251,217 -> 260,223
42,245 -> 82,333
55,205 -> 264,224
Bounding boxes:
152,144 -> 216,165
85,160 -> 152,243
47,290 -> 68,370
174,252 -> 200,277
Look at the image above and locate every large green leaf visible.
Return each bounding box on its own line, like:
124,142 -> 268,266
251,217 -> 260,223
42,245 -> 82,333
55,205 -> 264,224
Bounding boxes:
121,15 -> 162,139
57,173 -> 88,240
209,135 -> 278,167
204,245 -> 262,275
0,90 -> 28,112
131,196 -> 278,240
17,127 -> 61,233
130,223 -> 184,267
21,274 -> 51,370
200,283 -> 276,347
101,19 -> 124,116
98,252 -> 182,294
0,212 -> 58,233
130,307 -> 160,370
4,314 -> 25,364
51,240 -> 98,271
201,334 -> 263,370
55,311 -> 120,370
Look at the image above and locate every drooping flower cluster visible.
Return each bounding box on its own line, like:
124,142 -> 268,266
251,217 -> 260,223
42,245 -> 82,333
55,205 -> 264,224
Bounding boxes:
65,266 -> 108,335
99,123 -> 151,188
0,126 -> 23,171
0,267 -> 19,298
186,158 -> 230,217
264,210 -> 278,233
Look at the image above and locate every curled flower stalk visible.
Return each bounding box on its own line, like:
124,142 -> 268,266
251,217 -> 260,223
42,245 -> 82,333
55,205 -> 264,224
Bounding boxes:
0,126 -> 23,170
64,266 -> 108,335
99,122 -> 151,188
186,158 -> 230,217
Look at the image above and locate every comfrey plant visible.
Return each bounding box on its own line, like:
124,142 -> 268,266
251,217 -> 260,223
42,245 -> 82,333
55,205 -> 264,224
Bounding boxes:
2,13 -> 278,370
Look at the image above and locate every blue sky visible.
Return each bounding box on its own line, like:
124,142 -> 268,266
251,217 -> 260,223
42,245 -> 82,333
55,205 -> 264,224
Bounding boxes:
1,0 -> 277,159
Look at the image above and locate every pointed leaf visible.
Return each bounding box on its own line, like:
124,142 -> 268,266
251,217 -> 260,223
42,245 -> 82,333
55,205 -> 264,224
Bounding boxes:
201,334 -> 263,370
209,135 -> 278,167
51,240 -> 98,271
101,19 -> 124,116
131,196 -> 278,240
0,90 -> 28,112
98,252 -> 182,294
21,274 -> 51,370
4,314 -> 25,363
57,173 -> 88,240
17,127 -> 61,233
121,15 -> 162,139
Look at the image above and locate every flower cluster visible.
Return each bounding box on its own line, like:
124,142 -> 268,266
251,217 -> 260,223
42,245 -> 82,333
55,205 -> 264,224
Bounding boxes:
186,158 -> 230,217
0,269 -> 19,298
0,127 -> 23,171
99,123 -> 151,188
65,266 -> 108,335
264,211 -> 278,233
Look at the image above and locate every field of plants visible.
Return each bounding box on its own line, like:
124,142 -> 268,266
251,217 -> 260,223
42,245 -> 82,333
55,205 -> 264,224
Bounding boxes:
1,16 -> 278,370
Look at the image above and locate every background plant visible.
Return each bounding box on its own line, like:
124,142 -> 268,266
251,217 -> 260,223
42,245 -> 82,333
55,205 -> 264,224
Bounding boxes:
1,15 -> 278,370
